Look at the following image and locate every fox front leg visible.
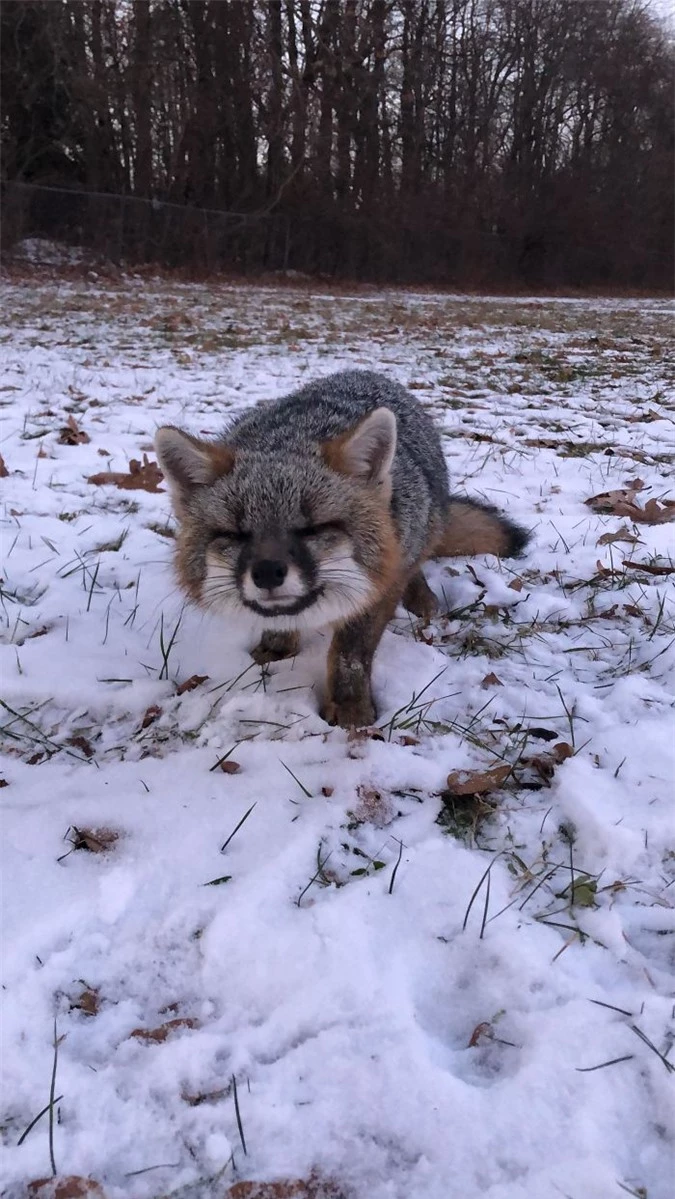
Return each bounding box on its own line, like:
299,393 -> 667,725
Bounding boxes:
251,630 -> 300,665
322,595 -> 398,729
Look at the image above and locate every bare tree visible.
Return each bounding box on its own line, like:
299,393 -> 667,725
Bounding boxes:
2,0 -> 672,288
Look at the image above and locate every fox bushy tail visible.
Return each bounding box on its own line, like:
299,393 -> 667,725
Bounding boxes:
433,498 -> 529,559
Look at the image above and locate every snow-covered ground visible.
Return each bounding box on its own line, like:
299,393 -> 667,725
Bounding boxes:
1,277 -> 674,1199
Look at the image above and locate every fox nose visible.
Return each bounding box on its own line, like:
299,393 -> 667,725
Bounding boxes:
251,559 -> 287,591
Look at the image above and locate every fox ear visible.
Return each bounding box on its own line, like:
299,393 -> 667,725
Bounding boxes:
323,408 -> 397,485
154,427 -> 234,504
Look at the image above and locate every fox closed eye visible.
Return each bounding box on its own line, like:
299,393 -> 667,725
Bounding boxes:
210,529 -> 250,544
295,522 -> 345,538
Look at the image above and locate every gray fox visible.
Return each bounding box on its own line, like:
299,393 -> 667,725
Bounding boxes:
155,370 -> 528,728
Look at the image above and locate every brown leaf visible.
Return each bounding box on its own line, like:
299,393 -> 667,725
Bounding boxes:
524,741 -> 573,784
140,704 -> 162,729
0,452 -> 8,477
176,674 -> 209,695
507,577 -> 524,592
68,827 -> 118,854
182,1085 -> 230,1107
552,742 -> 574,763
350,784 -> 393,827
321,785 -> 335,797
596,525 -> 640,547
468,1021 -> 493,1048
622,559 -> 675,576
625,409 -> 662,423
398,734 -> 420,746
225,1179 -> 345,1199
58,415 -> 90,445
68,735 -> 95,758
642,498 -> 675,525
586,487 -> 675,525
28,1178 -> 107,1199
445,764 -> 511,795
481,672 -> 503,688
130,1017 -> 200,1043
71,986 -> 100,1017
219,759 -> 241,774
87,454 -> 164,492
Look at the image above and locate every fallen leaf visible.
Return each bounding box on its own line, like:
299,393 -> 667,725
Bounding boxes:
321,786 -> 335,797
88,454 -> 164,492
625,409 -> 662,423
182,1085 -> 230,1107
0,453 -> 8,477
67,827 -> 118,854
28,1179 -> 107,1199
130,1017 -> 200,1043
68,735 -> 95,758
596,525 -> 640,547
468,1021 -> 493,1048
140,704 -> 162,729
642,498 -> 675,525
225,1179 -> 345,1199
523,741 -> 573,784
622,559 -> 675,576
527,728 -> 558,742
398,734 -> 420,746
585,487 -> 675,525
0,777 -> 9,788
507,577 -> 524,592
481,672 -> 503,688
176,674 -> 209,695
58,414 -> 90,445
219,760 -> 241,774
445,764 -> 511,795
70,986 -> 100,1016
350,784 -> 394,827
552,742 -> 574,763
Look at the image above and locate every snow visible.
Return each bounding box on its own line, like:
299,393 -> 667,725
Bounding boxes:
1,279 -> 674,1199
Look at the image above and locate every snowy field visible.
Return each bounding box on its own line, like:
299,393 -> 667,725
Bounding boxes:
1,275 -> 674,1199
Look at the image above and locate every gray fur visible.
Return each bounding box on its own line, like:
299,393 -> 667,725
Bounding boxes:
156,369 -> 529,726
226,370 -> 450,567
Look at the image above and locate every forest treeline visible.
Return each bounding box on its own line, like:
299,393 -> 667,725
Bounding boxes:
2,0 -> 673,288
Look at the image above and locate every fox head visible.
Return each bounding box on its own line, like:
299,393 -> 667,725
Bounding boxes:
154,409 -> 401,631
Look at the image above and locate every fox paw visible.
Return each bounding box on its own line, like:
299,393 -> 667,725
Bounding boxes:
321,695 -> 377,730
251,631 -> 299,665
